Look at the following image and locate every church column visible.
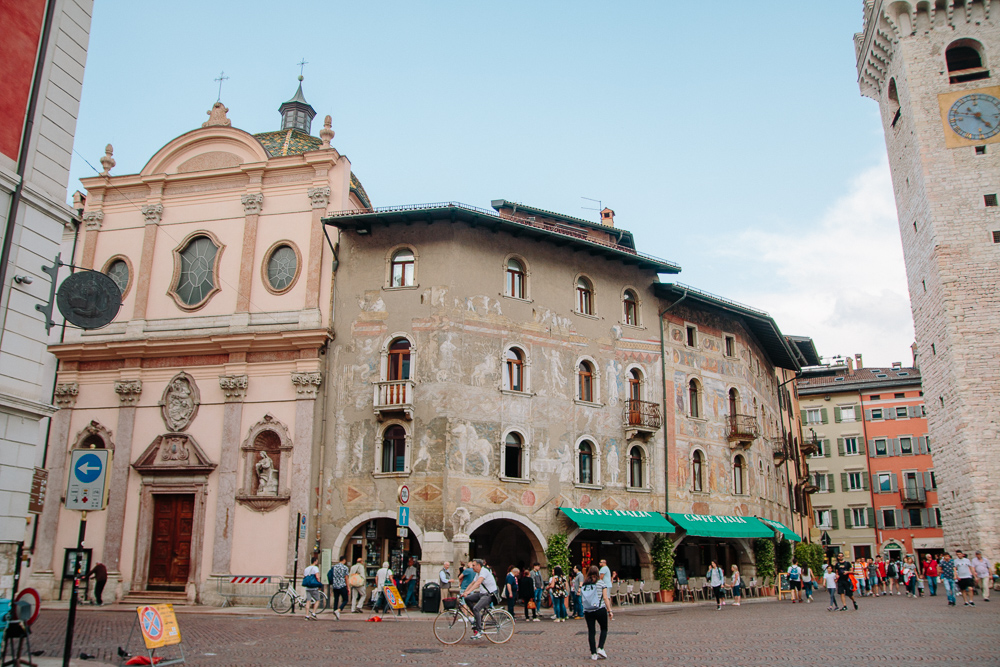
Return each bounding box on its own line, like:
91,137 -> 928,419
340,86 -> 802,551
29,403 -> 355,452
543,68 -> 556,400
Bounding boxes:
132,180 -> 165,322
212,374 -> 248,574
104,379 -> 142,586
236,185 -> 264,313
33,382 -> 78,575
79,212 -> 103,270
287,371 -> 321,572
304,187 -> 329,310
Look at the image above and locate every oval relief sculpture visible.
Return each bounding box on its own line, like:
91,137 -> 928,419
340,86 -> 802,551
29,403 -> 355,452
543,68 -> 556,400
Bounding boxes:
160,372 -> 200,431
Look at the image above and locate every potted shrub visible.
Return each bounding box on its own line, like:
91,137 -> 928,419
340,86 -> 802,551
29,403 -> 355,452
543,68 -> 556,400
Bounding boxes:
753,538 -> 776,596
651,535 -> 675,603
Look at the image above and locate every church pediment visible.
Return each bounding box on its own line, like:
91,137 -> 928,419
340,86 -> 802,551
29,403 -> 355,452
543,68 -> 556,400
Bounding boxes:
140,124 -> 268,177
133,433 -> 216,475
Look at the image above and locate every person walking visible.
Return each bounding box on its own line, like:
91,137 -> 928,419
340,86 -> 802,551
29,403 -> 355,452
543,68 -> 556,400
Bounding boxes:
519,566 -> 537,621
854,559 -> 869,597
530,562 -> 545,620
875,555 -> 888,596
921,553 -> 939,597
730,564 -> 742,606
374,561 -> 393,613
823,565 -> 838,611
707,561 -> 725,610
954,550 -> 977,606
867,558 -> 879,598
328,555 -> 349,619
460,559 -> 499,640
402,556 -> 419,608
348,558 -> 367,613
801,562 -> 814,602
835,554 -> 858,611
939,552 -> 957,607
568,564 -> 581,619
902,556 -> 918,597
302,555 -> 324,620
971,551 -> 991,602
599,559 -> 612,587
885,557 -> 899,596
787,560 -> 803,603
573,565 -> 585,618
505,566 -> 520,618
548,566 -> 569,621
580,564 -> 613,661
86,562 -> 108,606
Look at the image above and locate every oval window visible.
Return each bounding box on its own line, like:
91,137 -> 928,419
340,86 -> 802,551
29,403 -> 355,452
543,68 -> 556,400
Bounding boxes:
105,258 -> 129,296
266,244 -> 298,292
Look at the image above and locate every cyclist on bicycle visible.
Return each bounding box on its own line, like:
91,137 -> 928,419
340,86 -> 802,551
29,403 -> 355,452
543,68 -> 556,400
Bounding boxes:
461,558 -> 498,640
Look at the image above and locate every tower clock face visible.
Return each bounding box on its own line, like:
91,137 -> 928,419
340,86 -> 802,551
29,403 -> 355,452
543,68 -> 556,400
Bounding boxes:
947,94 -> 1000,140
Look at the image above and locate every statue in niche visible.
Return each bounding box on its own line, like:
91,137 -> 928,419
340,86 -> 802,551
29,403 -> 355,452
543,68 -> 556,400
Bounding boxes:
255,450 -> 279,496
451,506 -> 471,536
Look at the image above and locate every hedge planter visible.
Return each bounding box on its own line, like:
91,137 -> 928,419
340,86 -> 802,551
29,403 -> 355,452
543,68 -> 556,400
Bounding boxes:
657,590 -> 674,603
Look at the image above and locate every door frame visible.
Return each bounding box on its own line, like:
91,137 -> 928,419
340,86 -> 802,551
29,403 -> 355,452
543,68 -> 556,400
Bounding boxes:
132,480 -> 208,601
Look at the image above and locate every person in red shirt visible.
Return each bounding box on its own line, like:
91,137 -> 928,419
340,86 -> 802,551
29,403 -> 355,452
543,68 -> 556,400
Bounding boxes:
875,555 -> 888,596
921,553 -> 940,597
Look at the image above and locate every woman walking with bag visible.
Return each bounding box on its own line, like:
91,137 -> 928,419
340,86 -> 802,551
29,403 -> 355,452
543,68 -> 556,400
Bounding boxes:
519,567 -> 537,621
548,566 -> 569,622
581,565 -> 613,660
707,561 -> 726,610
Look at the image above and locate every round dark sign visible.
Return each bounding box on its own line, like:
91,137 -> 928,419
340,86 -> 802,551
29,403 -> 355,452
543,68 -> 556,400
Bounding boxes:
56,270 -> 122,330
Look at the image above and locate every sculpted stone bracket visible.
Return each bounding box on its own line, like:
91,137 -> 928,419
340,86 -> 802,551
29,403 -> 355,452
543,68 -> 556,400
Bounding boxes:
160,372 -> 200,431
307,186 -> 330,209
54,382 -> 79,408
219,374 -> 249,402
241,193 -> 263,216
291,371 -> 322,399
141,203 -> 163,224
234,493 -> 291,513
133,433 -> 217,476
83,211 -> 104,231
114,380 -> 142,406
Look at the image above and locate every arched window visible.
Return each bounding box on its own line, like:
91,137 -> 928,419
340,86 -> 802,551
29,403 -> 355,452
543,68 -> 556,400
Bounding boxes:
505,347 -> 524,392
390,249 -> 415,287
381,425 -> 407,473
626,368 -> 643,425
628,445 -> 644,489
503,432 -> 524,479
506,258 -> 525,299
688,379 -> 700,418
81,434 -> 106,449
733,455 -> 745,495
387,338 -> 411,381
946,40 -> 987,83
103,256 -> 131,298
576,276 -> 594,315
692,450 -> 704,492
623,289 -> 639,326
579,440 -> 594,485
579,361 -> 595,402
728,388 -> 739,418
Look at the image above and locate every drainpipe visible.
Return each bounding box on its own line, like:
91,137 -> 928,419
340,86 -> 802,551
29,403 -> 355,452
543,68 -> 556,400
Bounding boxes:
658,288 -> 688,517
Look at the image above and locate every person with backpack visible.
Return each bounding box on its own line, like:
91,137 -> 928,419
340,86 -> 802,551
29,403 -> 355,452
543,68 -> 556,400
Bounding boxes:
787,559 -> 803,603
580,564 -> 613,661
548,565 -> 569,621
706,561 -> 726,610
302,555 -> 324,620
886,558 -> 900,595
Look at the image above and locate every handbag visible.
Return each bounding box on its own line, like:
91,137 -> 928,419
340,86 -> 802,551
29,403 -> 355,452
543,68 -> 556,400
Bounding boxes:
348,573 -> 365,588
527,599 -> 536,610
302,573 -> 321,589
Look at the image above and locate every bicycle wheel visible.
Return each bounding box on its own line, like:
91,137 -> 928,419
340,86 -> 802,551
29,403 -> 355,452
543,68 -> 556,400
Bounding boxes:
314,591 -> 329,614
270,590 -> 293,614
433,609 -> 467,645
483,609 -> 514,644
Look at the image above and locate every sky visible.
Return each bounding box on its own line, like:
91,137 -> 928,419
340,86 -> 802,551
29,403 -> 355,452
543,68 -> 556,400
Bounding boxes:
68,1 -> 915,367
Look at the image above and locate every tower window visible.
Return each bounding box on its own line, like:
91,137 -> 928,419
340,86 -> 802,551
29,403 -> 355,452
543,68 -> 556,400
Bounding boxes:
986,194 -> 998,207
946,40 -> 989,83
993,231 -> 1000,244
976,146 -> 987,155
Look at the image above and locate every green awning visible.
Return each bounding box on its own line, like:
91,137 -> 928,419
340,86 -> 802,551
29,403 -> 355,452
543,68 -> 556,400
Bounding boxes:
666,513 -> 774,538
758,518 -> 802,542
561,507 -> 674,533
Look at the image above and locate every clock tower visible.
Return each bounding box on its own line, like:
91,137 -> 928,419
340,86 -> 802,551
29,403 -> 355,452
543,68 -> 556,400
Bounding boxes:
856,0 -> 999,558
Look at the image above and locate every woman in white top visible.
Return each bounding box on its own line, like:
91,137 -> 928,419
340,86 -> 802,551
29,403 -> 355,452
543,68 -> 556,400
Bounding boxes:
823,565 -> 838,611
706,561 -> 726,610
801,564 -> 813,602
730,564 -> 742,606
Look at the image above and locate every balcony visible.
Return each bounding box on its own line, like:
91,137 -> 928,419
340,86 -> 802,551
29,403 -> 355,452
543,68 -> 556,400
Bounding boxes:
800,436 -> 820,456
772,439 -> 787,464
900,486 -> 926,506
802,480 -> 819,494
726,414 -> 760,447
622,400 -> 661,438
373,380 -> 415,420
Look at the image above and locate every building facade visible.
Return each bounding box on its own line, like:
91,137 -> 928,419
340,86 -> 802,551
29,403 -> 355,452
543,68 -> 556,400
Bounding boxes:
0,0 -> 93,597
798,358 -> 940,561
856,0 -> 999,557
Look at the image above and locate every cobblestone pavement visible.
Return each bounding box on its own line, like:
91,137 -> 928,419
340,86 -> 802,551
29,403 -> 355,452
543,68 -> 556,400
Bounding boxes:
25,595 -> 1000,666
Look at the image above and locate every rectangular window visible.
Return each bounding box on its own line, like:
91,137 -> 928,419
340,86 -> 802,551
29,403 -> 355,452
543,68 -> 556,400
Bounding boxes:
994,230 -> 1000,244
844,437 -> 859,455
900,437 -> 913,454
809,439 -> 826,458
985,194 -> 998,207
852,508 -> 868,527
870,395 -> 880,400
976,145 -> 987,155
874,438 -> 888,456
725,335 -> 735,357
871,408 -> 883,420
806,408 -> 822,424
882,508 -> 897,528
686,326 -> 697,347
839,406 -> 856,422
878,473 -> 892,493
894,392 -> 905,399
895,406 -> 908,419
815,509 -> 832,529
504,444 -> 522,479
930,471 -> 937,488
814,473 -> 829,492
935,507 -> 942,525
848,472 -> 864,490
908,508 -> 923,526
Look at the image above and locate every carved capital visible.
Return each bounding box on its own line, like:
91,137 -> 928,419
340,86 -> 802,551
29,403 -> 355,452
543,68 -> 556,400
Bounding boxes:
114,380 -> 143,406
241,193 -> 264,216
290,371 -> 322,399
141,203 -> 163,224
54,382 -> 79,408
83,211 -> 104,230
307,186 -> 331,209
219,374 -> 249,402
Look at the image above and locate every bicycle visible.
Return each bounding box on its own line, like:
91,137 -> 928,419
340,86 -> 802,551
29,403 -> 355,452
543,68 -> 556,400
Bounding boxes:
269,582 -> 329,615
433,595 -> 514,644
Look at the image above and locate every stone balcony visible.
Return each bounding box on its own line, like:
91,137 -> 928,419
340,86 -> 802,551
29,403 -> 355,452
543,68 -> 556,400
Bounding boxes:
374,380 -> 414,420
622,400 -> 661,439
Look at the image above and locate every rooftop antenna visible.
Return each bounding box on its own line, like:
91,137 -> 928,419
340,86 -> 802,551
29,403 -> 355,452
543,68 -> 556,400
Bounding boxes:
297,58 -> 309,81
214,71 -> 229,102
581,196 -> 602,222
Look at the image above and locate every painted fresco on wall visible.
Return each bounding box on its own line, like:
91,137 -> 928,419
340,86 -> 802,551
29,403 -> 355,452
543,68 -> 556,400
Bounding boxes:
449,420 -> 496,477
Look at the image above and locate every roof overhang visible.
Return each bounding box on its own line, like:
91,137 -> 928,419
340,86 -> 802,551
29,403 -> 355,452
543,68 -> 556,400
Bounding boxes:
786,335 -> 821,367
323,202 -> 681,274
654,282 -> 799,371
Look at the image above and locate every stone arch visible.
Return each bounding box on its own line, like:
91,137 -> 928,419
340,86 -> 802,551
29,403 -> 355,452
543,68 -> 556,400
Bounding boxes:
331,510 -> 425,561
466,510 -> 548,556
73,420 -> 114,450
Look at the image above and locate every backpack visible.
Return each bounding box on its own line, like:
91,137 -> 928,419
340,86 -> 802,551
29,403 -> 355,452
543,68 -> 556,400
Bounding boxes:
887,563 -> 897,577
581,582 -> 604,612
789,566 -> 800,581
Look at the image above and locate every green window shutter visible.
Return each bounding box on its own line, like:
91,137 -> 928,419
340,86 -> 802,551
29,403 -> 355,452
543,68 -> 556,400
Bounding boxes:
869,439 -> 877,457
871,473 -> 879,494
843,508 -> 853,529
891,438 -> 901,456
867,507 -> 876,527
855,405 -> 863,421
917,437 -> 928,454
865,409 -> 873,421
862,473 -> 869,491
890,473 -> 898,492
859,439 -> 867,457
831,511 -> 839,530
901,510 -> 910,528
875,510 -> 884,529
820,408 -> 828,424
841,472 -> 849,492
885,408 -> 895,420
919,509 -> 928,527
824,440 -> 832,458
896,509 -> 903,527
923,471 -> 932,490
800,409 -> 807,424
837,438 -> 845,456
928,508 -> 937,527
834,408 -> 842,423
827,473 -> 835,491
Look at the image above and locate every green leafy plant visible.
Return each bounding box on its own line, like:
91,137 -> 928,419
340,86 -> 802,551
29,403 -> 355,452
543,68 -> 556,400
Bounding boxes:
651,535 -> 675,591
795,542 -> 825,580
775,538 -> 793,573
753,538 -> 775,584
545,533 -> 571,576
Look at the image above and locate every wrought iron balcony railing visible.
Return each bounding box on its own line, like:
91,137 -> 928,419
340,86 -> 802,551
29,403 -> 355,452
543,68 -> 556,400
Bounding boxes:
726,414 -> 760,443
900,486 -> 926,506
622,400 -> 661,433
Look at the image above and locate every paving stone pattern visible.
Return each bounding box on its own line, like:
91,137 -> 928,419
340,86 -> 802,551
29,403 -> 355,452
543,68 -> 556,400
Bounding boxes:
26,597 -> 1000,666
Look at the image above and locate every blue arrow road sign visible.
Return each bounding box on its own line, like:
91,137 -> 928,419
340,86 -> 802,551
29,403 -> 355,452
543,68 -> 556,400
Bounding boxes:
74,453 -> 103,483
398,506 -> 409,527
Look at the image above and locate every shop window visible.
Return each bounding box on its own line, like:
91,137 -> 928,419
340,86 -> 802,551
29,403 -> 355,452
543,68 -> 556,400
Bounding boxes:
380,424 -> 408,473
390,248 -> 415,287
692,450 -> 704,492
506,258 -> 526,299
576,276 -> 594,315
622,289 -> 639,326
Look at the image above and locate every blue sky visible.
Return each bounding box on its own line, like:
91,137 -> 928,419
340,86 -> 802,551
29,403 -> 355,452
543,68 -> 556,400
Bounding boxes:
69,1 -> 914,366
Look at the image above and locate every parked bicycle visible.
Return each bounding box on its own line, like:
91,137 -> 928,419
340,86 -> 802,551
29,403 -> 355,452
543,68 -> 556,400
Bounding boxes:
433,596 -> 514,644
269,581 -> 328,615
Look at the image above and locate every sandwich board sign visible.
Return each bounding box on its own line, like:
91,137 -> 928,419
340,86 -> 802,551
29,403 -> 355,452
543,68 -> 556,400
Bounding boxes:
65,449 -> 111,511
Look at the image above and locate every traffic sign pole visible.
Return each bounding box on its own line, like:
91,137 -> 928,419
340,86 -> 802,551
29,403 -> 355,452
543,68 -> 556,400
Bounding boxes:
62,511 -> 87,667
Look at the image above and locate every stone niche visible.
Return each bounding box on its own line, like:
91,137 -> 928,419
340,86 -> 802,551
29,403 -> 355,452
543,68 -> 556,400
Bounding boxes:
235,414 -> 292,513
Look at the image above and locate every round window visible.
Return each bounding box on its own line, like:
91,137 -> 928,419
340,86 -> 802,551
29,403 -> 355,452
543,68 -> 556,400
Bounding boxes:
105,258 -> 129,295
266,244 -> 298,292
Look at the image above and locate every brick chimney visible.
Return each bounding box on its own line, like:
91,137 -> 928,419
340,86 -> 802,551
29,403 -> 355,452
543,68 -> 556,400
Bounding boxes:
855,353 -> 863,369
892,361 -> 902,369
600,208 -> 615,227
846,356 -> 855,375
